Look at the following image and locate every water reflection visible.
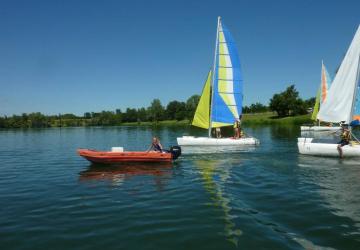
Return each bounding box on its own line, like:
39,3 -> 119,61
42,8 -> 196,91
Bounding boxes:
193,156 -> 242,246
297,155 -> 360,229
269,125 -> 300,140
79,163 -> 173,190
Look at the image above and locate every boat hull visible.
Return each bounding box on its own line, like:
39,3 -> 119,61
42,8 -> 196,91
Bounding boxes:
177,136 -> 259,154
297,138 -> 360,157
300,126 -> 341,132
77,149 -> 174,164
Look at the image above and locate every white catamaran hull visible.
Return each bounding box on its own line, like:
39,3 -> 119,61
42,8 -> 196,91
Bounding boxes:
177,136 -> 259,154
300,126 -> 341,131
298,137 -> 360,157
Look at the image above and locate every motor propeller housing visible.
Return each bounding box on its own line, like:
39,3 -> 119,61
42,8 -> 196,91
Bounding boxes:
169,146 -> 181,160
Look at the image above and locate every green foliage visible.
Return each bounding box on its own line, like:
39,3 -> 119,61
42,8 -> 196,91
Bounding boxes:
0,86 -> 314,128
304,97 -> 316,108
0,112 -> 50,128
243,102 -> 268,113
84,112 -> 91,119
185,95 -> 200,120
122,108 -> 138,123
166,101 -> 187,121
242,112 -> 312,125
148,99 -> 165,122
137,108 -> 147,122
269,85 -> 310,117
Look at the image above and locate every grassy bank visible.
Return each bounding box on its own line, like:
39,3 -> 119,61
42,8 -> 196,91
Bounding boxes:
0,113 -> 312,128
119,113 -> 312,126
242,112 -> 312,125
120,120 -> 190,126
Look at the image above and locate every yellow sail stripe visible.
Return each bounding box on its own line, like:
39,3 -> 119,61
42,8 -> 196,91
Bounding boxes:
211,121 -> 233,128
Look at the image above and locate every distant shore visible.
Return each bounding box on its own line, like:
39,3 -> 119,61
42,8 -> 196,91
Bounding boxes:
241,112 -> 312,125
0,112 -> 312,129
119,113 -> 312,126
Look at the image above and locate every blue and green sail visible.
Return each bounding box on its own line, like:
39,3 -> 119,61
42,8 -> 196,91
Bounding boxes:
211,18 -> 243,128
192,17 -> 243,130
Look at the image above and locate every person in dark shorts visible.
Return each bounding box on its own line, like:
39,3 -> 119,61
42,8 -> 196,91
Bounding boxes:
337,124 -> 351,158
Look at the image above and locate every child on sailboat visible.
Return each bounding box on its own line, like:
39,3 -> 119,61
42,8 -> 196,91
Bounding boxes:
337,124 -> 351,158
234,115 -> 242,139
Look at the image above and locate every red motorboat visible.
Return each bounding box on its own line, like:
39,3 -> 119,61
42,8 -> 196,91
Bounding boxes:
77,146 -> 181,164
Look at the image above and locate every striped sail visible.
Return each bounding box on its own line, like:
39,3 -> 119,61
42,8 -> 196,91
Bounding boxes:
211,18 -> 243,128
312,62 -> 332,120
320,62 -> 332,104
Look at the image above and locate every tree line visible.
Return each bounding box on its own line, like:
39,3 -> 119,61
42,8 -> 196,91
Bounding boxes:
0,85 -> 315,128
0,95 -> 200,128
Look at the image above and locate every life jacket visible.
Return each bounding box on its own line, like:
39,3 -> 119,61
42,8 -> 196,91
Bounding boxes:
153,143 -> 162,152
233,121 -> 240,129
341,130 -> 351,141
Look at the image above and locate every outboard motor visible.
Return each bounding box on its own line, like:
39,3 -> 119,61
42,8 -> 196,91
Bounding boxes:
169,146 -> 182,160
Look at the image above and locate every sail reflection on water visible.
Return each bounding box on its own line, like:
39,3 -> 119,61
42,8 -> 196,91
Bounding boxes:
193,157 -> 242,246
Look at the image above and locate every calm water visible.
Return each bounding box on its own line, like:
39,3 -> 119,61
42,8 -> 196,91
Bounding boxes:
1,125 -> 360,250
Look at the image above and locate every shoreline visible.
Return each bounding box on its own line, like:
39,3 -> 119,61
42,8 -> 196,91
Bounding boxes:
0,113 -> 312,129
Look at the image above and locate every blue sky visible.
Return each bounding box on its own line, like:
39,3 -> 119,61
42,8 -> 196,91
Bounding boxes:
0,0 -> 359,115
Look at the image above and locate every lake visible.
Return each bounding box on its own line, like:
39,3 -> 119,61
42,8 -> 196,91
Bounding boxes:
0,125 -> 359,250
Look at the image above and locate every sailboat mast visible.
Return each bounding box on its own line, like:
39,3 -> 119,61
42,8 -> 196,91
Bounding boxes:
319,60 -> 324,124
208,16 -> 221,138
350,55 -> 360,126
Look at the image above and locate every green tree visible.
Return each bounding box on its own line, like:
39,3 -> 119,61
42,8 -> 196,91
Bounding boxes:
28,112 -> 49,128
166,101 -> 187,120
123,108 -> 138,122
137,107 -> 148,122
148,99 -> 165,122
292,99 -> 308,115
243,102 -> 268,113
269,85 -> 307,117
304,97 -> 316,109
186,95 -> 200,120
84,112 -> 91,119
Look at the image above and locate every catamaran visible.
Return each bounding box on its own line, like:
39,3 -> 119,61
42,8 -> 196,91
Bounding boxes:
177,17 -> 259,153
300,62 -> 341,132
298,25 -> 360,157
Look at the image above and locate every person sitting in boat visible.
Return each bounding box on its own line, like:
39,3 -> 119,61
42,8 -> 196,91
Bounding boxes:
147,137 -> 164,152
215,127 -> 221,138
337,124 -> 351,158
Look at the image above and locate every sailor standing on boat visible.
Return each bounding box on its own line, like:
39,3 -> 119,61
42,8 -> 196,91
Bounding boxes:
234,115 -> 242,139
337,124 -> 351,158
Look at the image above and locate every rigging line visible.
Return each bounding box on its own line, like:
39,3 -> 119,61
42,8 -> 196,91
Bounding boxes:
216,79 -> 242,81
217,79 -> 241,81
350,130 -> 360,144
218,92 -> 242,94
218,66 -> 239,69
215,104 -> 241,107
